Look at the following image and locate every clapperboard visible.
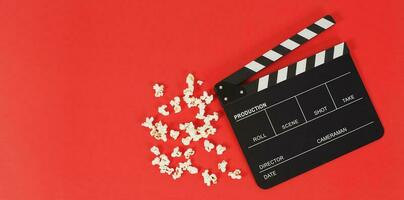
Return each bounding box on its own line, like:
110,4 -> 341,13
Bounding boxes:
214,15 -> 384,189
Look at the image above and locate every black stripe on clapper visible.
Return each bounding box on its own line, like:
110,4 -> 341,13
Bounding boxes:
305,55 -> 316,70
325,47 -> 335,63
273,45 -> 291,56
287,63 -> 297,79
255,56 -> 274,66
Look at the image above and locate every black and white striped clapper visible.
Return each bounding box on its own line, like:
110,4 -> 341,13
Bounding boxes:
214,15 -> 383,189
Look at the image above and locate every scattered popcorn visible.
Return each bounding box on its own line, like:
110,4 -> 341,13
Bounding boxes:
183,148 -> 195,159
153,84 -> 164,97
169,96 -> 182,113
158,105 -> 170,116
181,136 -> 192,146
171,146 -> 182,158
228,169 -> 242,180
218,160 -> 228,173
204,140 -> 215,152
150,146 -> 160,156
144,73 -> 243,186
216,144 -> 226,155
169,130 -> 180,140
202,170 -> 218,186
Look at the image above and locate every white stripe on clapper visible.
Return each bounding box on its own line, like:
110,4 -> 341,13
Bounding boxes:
295,59 -> 307,75
315,18 -> 334,29
263,50 -> 282,61
276,67 -> 288,83
245,61 -> 265,72
257,75 -> 269,92
314,50 -> 326,67
298,28 -> 317,40
333,43 -> 345,59
280,39 -> 300,50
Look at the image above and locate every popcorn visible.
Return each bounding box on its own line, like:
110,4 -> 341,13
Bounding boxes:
158,105 -> 170,116
202,170 -> 218,186
200,91 -> 213,105
218,160 -> 228,173
160,165 -> 174,175
216,144 -> 226,155
152,121 -> 168,142
169,130 -> 180,140
171,146 -> 182,158
187,165 -> 199,174
195,103 -> 206,119
144,73 -> 243,186
172,167 -> 184,180
152,154 -> 174,175
150,146 -> 160,156
141,117 -> 154,129
181,136 -> 192,146
204,140 -> 215,152
151,157 -> 161,166
183,148 -> 195,159
228,169 -> 242,180
142,119 -> 168,142
169,96 -> 182,113
153,84 -> 164,97
158,154 -> 170,166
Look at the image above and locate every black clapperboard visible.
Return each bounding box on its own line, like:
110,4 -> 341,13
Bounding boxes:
214,15 -> 384,189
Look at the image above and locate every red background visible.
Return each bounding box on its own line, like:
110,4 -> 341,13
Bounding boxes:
0,0 -> 403,199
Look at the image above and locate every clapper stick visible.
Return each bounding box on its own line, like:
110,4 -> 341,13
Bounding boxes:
215,15 -> 336,103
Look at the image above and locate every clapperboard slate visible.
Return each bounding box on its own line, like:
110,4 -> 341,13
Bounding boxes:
214,15 -> 383,189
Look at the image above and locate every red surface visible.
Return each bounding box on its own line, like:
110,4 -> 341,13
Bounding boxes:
0,0 -> 403,199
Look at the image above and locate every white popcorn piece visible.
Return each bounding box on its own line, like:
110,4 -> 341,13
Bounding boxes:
150,121 -> 168,142
218,160 -> 228,173
172,167 -> 184,180
144,120 -> 168,142
158,105 -> 170,116
204,140 -> 215,152
216,144 -> 226,155
186,73 -> 195,88
169,130 -> 180,140
171,146 -> 182,158
153,83 -> 164,97
158,154 -> 170,166
228,169 -> 242,180
197,80 -> 203,86
150,146 -> 160,156
187,166 -> 199,174
200,91 -> 214,105
202,170 -> 218,186
195,103 -> 206,119
160,165 -> 174,175
181,136 -> 192,146
141,117 -> 154,129
169,96 -> 182,113
178,159 -> 192,171
183,148 -> 195,159
151,157 -> 160,166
